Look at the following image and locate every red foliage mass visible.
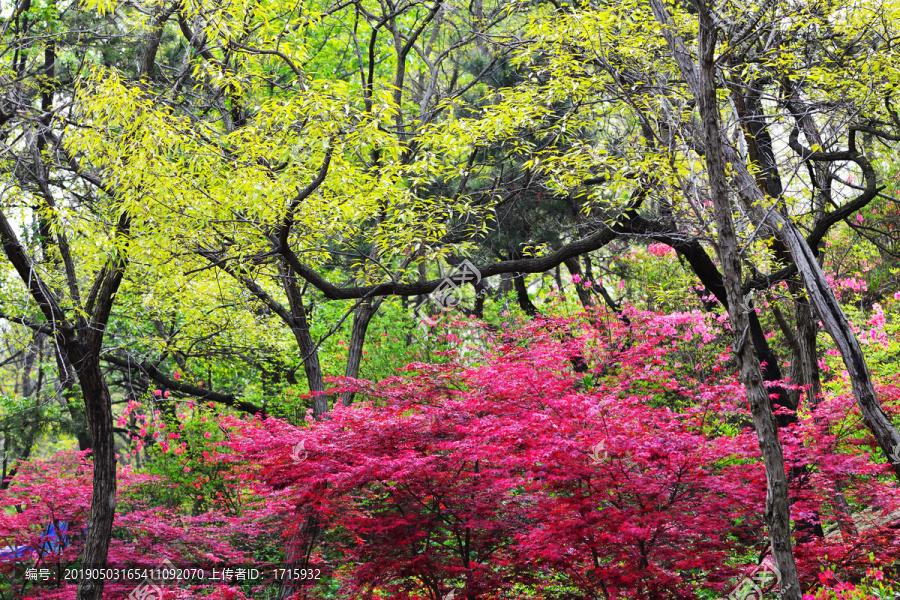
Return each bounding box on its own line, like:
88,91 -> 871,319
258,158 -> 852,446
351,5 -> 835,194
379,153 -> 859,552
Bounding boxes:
2,310 -> 898,599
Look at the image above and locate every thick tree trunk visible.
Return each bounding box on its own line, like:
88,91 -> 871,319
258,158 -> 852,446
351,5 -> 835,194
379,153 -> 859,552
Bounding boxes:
74,352 -> 117,600
649,1 -> 802,594
53,346 -> 93,451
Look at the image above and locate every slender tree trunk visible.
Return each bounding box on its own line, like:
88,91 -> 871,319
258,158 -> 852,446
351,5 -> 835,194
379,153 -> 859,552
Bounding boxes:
648,1 -> 802,594
341,298 -> 383,406
51,346 -> 92,451
554,265 -> 566,302
281,265 -> 328,417
563,257 -> 593,309
831,479 -> 858,539
792,290 -> 857,538
793,294 -> 821,412
513,273 -> 538,316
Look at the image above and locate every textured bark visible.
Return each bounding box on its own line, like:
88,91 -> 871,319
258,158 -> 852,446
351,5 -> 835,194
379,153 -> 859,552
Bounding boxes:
722,141 -> 900,481
648,1 -> 801,594
281,266 -> 328,417
786,221 -> 900,477
72,350 -> 117,600
793,294 -> 821,412
562,257 -> 594,309
341,298 -> 383,406
51,345 -> 93,451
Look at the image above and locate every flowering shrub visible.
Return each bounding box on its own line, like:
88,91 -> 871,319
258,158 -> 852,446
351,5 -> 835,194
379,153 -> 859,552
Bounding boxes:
648,243 -> 675,257
4,311 -> 900,599
222,310 -> 900,599
0,450 -> 276,599
804,567 -> 896,599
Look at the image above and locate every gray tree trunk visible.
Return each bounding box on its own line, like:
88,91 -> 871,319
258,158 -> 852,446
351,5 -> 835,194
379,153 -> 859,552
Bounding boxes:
341,298 -> 384,406
648,1 -> 802,594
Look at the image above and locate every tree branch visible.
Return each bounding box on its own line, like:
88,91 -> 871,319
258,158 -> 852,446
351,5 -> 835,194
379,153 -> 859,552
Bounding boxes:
103,354 -> 262,414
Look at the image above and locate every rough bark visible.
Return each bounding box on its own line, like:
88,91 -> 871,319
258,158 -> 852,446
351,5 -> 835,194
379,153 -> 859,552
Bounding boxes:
281,266 -> 328,417
71,350 -> 117,600
341,297 -> 384,406
723,140 -> 900,481
562,257 -> 594,309
648,1 -> 801,594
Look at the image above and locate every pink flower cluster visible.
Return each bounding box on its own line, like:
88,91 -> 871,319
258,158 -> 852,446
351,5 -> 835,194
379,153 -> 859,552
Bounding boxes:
648,243 -> 675,256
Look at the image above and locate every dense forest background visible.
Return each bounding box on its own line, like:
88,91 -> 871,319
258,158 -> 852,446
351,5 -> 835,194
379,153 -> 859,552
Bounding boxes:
1,0 -> 900,597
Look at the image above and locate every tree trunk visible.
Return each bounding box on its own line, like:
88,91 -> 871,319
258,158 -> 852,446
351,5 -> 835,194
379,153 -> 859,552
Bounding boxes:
74,350 -> 118,600
785,292 -> 825,541
341,298 -> 383,406
792,290 -> 857,538
648,1 -> 802,593
281,265 -> 328,417
513,273 -> 538,316
291,304 -> 328,417
779,219 -> 900,480
53,346 -> 93,451
276,515 -> 320,600
562,257 -> 593,309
